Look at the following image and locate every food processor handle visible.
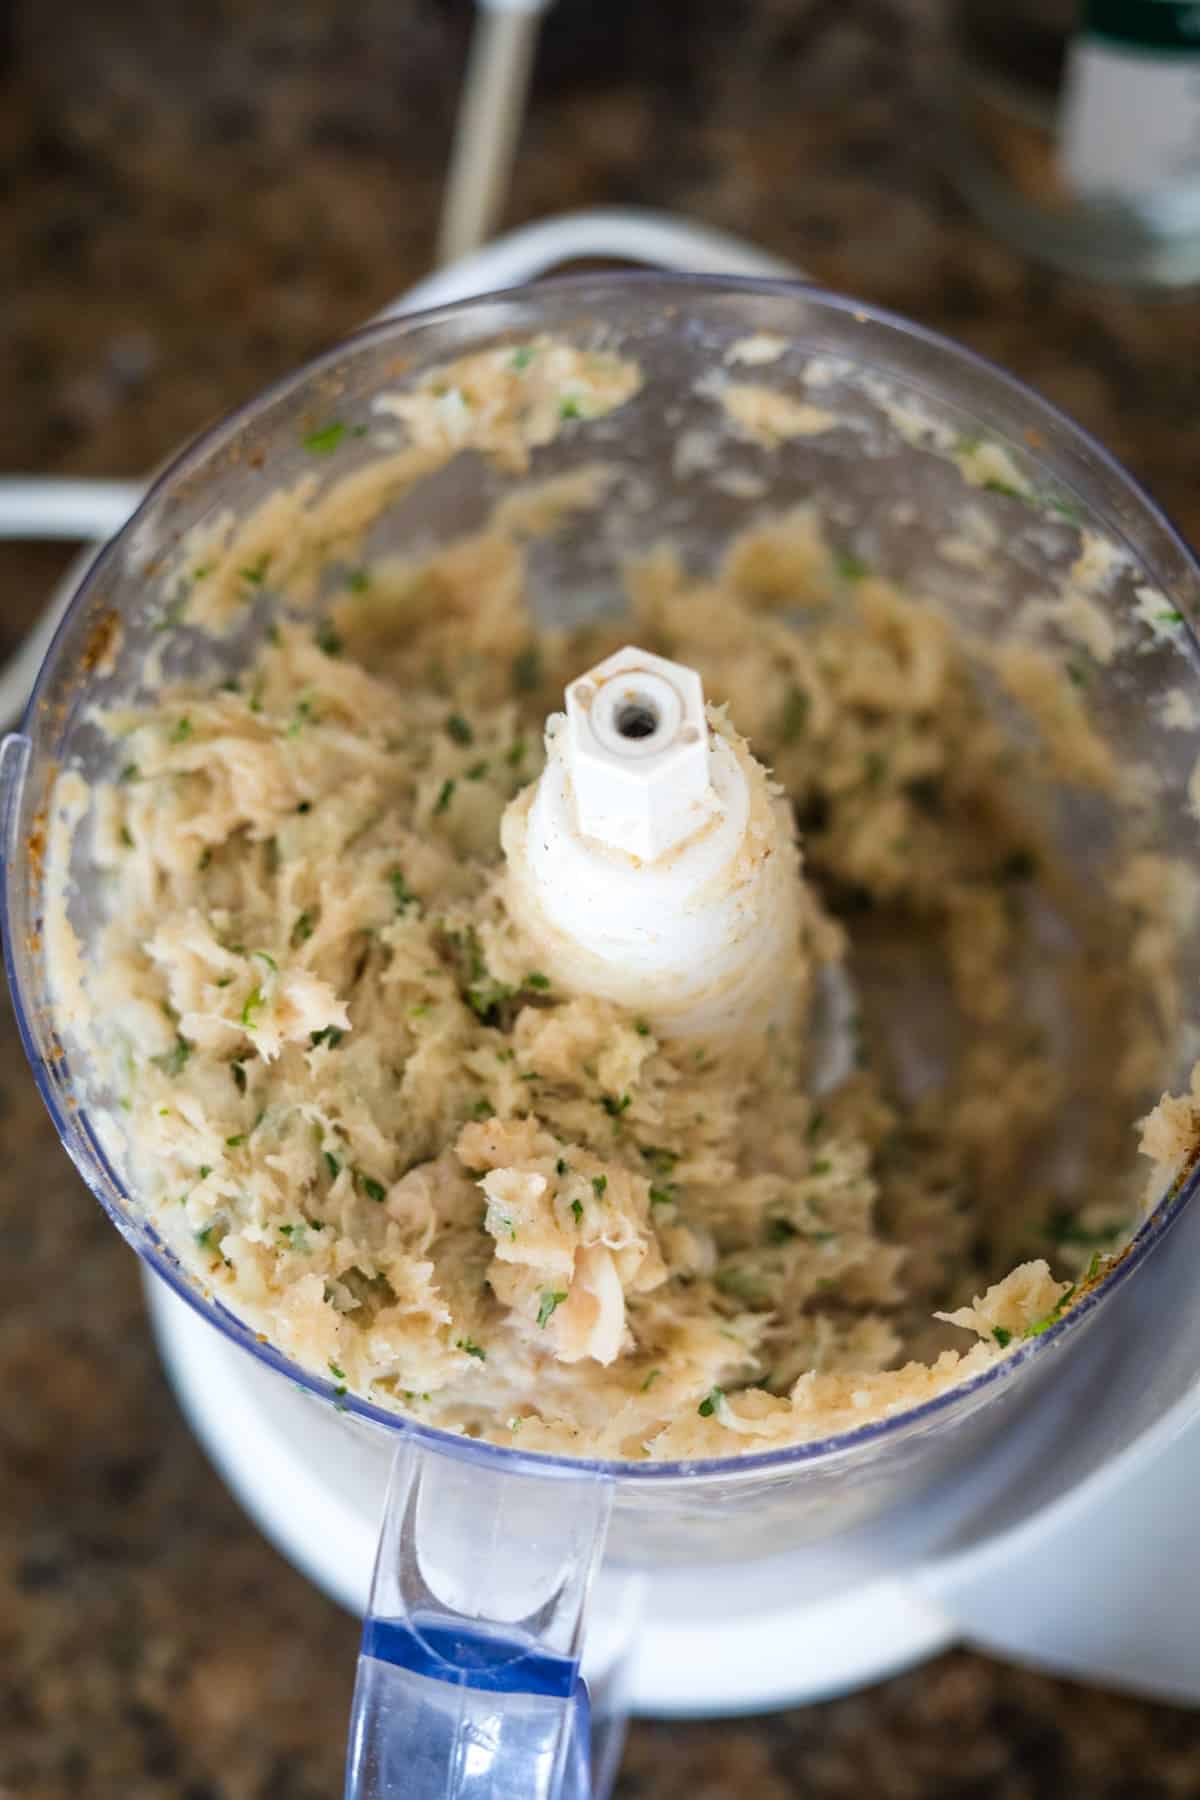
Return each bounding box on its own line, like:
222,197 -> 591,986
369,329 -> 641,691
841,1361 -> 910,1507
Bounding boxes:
344,1434 -> 620,1799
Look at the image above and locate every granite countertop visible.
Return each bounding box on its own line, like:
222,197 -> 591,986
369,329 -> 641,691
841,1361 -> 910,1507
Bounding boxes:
2,2 -> 1199,1794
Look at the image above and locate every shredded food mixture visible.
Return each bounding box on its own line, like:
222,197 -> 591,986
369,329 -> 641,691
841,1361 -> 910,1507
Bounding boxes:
48,340 -> 1187,1459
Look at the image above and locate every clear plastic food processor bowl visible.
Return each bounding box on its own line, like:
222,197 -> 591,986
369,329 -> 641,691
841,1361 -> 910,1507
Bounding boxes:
5,277 -> 1200,1799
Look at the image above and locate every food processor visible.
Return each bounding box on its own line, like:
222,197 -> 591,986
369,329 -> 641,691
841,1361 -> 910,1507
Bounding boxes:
6,250 -> 1200,1800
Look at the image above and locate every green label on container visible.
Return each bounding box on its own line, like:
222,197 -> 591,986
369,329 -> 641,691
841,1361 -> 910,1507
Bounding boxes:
1083,0 -> 1200,53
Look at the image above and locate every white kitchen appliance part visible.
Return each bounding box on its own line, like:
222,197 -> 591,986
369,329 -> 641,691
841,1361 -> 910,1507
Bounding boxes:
4,222 -> 1200,1800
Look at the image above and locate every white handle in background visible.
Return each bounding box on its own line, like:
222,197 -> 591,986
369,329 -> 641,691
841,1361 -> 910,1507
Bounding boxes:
0,211 -> 801,739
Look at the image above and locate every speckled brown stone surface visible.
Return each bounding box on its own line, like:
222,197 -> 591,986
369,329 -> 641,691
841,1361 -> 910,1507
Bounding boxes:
2,2 -> 1200,1795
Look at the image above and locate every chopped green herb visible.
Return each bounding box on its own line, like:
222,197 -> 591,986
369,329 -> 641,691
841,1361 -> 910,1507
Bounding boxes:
810,1158 -> 832,1176
1157,608 -> 1184,625
253,950 -> 278,975
198,1166 -> 211,1181
570,1198 -> 583,1223
231,1062 -> 247,1093
225,1134 -> 245,1148
1086,1252 -> 1102,1283
640,1146 -> 679,1178
512,647 -> 542,693
302,421 -> 347,456
697,1387 -> 724,1418
328,1359 -> 346,1381
1046,495 -> 1084,524
634,1018 -> 651,1036
324,1150 -> 341,1181
556,1158 -> 569,1177
446,713 -> 474,746
152,1035 -> 192,1077
511,346 -> 535,371
984,478 -> 1024,500
120,826 -> 134,849
834,547 -> 869,581
119,762 -> 139,783
767,1218 -> 798,1243
433,778 -> 456,816
316,620 -> 343,657
309,1025 -> 344,1048
648,1186 -> 676,1209
239,552 -> 271,587
591,1174 -> 608,1200
389,868 -> 417,914
241,985 -> 263,1029
641,1368 -> 661,1392
292,910 -> 314,945
523,971 -> 551,991
456,1338 -> 486,1361
361,1175 -> 386,1204
505,738 -> 527,768
1024,1284 -> 1076,1339
560,397 -> 583,421
992,1326 -> 1012,1347
537,1290 -> 567,1329
195,1227 -> 215,1248
347,568 -> 370,593
470,1098 -> 493,1121
170,716 -> 192,745
296,800 -> 312,814
465,759 -> 490,781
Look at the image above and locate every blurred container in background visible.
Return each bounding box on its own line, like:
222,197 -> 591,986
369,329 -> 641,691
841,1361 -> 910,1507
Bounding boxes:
950,0 -> 1200,288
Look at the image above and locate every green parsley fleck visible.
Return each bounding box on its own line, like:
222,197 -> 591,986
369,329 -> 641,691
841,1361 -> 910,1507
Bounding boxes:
537,1290 -> 567,1329
346,568 -> 370,593
591,1174 -> 607,1200
152,1036 -> 192,1077
170,716 -> 192,745
524,971 -> 551,991
361,1175 -> 386,1204
231,1062 -> 247,1093
120,826 -> 134,849
697,1387 -> 724,1418
240,985 -> 263,1029
195,1227 -> 215,1248
197,846 -> 212,871
225,1134 -> 245,1148
446,713 -> 474,746
456,1338 -> 486,1361
292,910 -> 314,945
640,1146 -> 679,1178
433,778 -> 456,816
634,1018 -> 651,1036
390,868 -> 417,914
556,1158 -> 569,1177
992,1326 -> 1013,1347
239,552 -> 271,587
328,1359 -> 346,1381
834,547 -> 869,581
810,1158 -> 832,1176
641,1369 -> 661,1392
984,478 -> 1024,500
512,647 -> 542,693
309,1025 -> 344,1048
119,762 -> 139,783
571,1198 -> 583,1223
648,1186 -> 676,1208
465,760 -> 490,781
470,1098 -> 493,1121
560,397 -> 583,421
316,620 -> 343,657
302,421 -> 347,456
511,346 -> 535,371
198,1166 -> 211,1181
505,738 -> 527,768
767,1218 -> 798,1244
323,1150 -> 341,1181
1157,608 -> 1184,625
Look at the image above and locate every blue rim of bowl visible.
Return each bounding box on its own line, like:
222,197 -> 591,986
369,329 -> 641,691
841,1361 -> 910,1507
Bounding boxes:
7,270 -> 1200,1483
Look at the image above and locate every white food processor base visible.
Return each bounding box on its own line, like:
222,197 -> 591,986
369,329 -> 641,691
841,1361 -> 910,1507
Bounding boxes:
146,1274 -> 1200,1715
